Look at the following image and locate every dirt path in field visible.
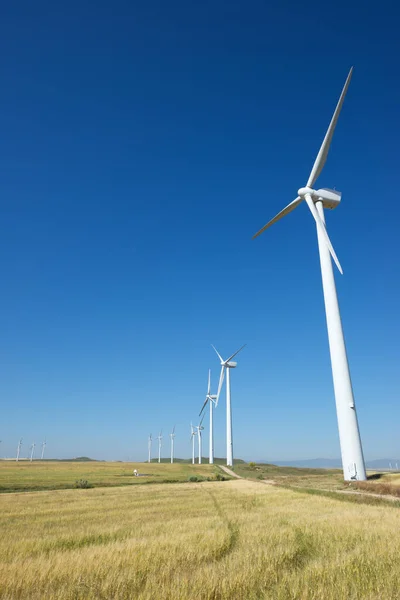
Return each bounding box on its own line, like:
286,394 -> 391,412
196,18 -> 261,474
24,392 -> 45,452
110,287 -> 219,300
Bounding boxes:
257,478 -> 400,503
219,465 -> 242,479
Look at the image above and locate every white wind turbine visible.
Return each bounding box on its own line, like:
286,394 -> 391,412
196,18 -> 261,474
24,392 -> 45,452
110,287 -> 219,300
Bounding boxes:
30,442 -> 36,462
213,344 -> 246,467
190,423 -> 197,465
148,433 -> 152,463
170,426 -> 176,464
199,370 -> 218,464
253,68 -> 366,481
41,440 -> 46,460
195,414 -> 205,465
157,431 -> 162,463
16,438 -> 23,462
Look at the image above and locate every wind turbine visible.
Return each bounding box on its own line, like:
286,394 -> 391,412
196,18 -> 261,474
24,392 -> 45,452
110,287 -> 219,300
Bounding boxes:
157,431 -> 162,463
148,434 -> 152,463
252,68 -> 367,482
199,370 -> 217,464
195,414 -> 205,465
213,344 -> 246,467
30,442 -> 36,462
170,426 -> 176,464
16,438 -> 22,462
41,440 -> 46,460
190,423 -> 197,465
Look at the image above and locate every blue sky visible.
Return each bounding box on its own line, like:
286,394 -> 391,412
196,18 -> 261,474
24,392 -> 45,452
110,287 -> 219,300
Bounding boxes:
1,0 -> 399,462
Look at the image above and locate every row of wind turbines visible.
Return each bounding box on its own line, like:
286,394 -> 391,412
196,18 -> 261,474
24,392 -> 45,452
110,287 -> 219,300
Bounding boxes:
15,438 -> 47,461
147,68 -> 370,482
148,344 -> 246,467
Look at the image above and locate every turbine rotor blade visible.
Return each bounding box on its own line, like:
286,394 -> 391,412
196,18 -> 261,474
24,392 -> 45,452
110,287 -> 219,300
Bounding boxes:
211,345 -> 224,363
304,194 -> 343,274
199,413 -> 205,428
199,397 -> 209,417
215,365 -> 226,407
225,344 -> 246,364
253,197 -> 302,239
306,68 -> 353,189
207,369 -> 211,396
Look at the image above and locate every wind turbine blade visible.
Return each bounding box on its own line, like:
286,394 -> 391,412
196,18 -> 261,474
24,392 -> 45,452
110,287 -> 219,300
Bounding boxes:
215,366 -> 226,407
253,197 -> 302,239
226,344 -> 246,363
306,67 -> 353,189
304,194 -> 343,274
172,425 -> 175,435
199,397 -> 209,417
211,345 -> 224,363
207,369 -> 211,396
199,412 -> 205,427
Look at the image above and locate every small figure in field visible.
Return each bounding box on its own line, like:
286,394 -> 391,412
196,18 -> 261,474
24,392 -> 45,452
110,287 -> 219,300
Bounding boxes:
133,469 -> 138,477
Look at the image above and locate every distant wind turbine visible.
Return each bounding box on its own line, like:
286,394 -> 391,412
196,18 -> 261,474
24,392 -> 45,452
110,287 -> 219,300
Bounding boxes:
199,370 -> 217,464
30,442 -> 36,462
157,431 -> 162,463
190,423 -> 197,465
170,426 -> 176,464
252,68 -> 367,482
41,440 -> 46,460
16,438 -> 23,462
195,414 -> 205,465
213,344 -> 246,467
148,434 -> 152,463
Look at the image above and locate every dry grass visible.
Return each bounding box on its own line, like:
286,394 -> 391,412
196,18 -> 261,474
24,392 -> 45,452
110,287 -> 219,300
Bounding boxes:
235,463 -> 400,495
1,479 -> 400,599
0,461 -> 217,493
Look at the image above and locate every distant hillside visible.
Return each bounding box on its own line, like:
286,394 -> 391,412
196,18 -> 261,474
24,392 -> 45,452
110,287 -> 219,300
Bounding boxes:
258,458 -> 400,470
62,457 -> 98,462
150,457 -> 246,465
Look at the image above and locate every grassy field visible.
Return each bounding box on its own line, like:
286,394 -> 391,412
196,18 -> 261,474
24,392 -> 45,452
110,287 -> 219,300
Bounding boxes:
0,460 -> 219,493
1,478 -> 400,599
234,462 -> 400,496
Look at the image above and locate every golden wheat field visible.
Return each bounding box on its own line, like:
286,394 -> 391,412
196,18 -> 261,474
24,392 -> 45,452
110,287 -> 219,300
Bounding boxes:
1,477 -> 400,600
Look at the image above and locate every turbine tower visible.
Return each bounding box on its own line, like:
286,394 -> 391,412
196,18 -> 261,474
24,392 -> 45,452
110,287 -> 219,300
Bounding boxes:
195,414 -> 205,465
30,442 -> 36,462
148,434 -> 152,463
213,344 -> 246,467
170,426 -> 176,464
157,431 -> 162,463
41,440 -> 46,460
190,423 -> 197,465
16,438 -> 23,462
253,68 -> 366,481
199,370 -> 218,464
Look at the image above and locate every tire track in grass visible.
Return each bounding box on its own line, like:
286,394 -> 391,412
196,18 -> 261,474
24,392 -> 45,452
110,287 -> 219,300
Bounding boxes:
206,489 -> 240,561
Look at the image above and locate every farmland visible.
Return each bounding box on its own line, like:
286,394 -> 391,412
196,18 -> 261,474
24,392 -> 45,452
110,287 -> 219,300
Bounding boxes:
1,463 -> 400,599
0,460 -> 218,493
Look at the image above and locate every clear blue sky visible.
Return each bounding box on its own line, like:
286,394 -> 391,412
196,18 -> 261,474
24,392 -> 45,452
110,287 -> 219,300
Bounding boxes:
1,0 -> 399,462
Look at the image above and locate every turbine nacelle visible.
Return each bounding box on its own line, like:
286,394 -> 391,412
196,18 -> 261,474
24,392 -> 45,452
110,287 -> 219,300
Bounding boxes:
298,187 -> 342,210
226,361 -> 237,368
